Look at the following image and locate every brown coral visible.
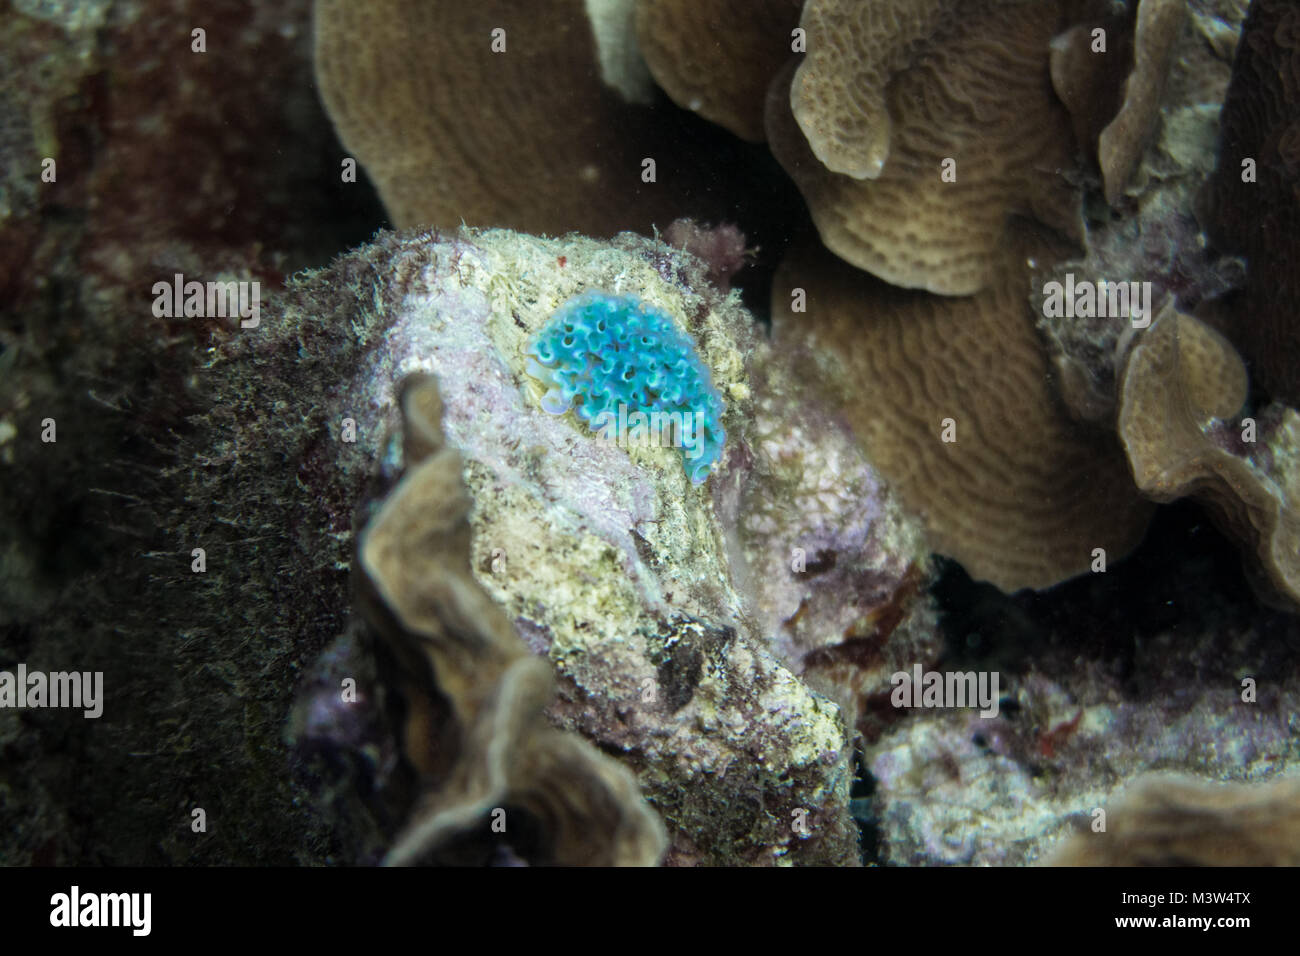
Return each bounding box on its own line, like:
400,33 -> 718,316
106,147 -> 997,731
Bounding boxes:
358,372 -> 666,865
767,1 -> 1087,294
772,236 -> 1154,592
634,0 -> 802,142
1098,0 -> 1189,206
787,0 -> 948,179
1199,0 -> 1300,405
1117,305 -> 1300,608
1046,773 -> 1300,866
1049,12 -> 1134,164
314,0 -> 707,235
1040,0 -> 1250,429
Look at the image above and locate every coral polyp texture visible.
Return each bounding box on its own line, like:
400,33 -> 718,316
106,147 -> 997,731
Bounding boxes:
768,0 -> 1089,295
526,291 -> 727,485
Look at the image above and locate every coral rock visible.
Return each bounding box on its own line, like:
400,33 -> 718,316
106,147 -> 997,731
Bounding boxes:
304,225 -> 933,863
869,605 -> 1300,865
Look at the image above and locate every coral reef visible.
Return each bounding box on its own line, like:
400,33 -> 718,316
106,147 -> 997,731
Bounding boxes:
1031,0 -> 1300,610
265,225 -> 930,864
6,0 -> 1299,874
343,227 -> 935,863
865,522 -> 1300,865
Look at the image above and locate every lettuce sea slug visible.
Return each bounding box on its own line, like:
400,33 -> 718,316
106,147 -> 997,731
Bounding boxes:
525,290 -> 726,484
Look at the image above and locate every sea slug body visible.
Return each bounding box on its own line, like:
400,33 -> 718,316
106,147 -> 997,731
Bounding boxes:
525,290 -> 726,484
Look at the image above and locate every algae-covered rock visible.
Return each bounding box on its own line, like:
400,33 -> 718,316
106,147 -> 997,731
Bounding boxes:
274,225 -> 931,865
0,0 -> 378,868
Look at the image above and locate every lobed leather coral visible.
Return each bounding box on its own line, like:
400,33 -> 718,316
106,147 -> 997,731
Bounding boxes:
357,372 -> 667,865
1046,773 -> 1300,865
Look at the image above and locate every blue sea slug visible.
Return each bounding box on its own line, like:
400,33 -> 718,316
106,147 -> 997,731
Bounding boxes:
525,290 -> 727,484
